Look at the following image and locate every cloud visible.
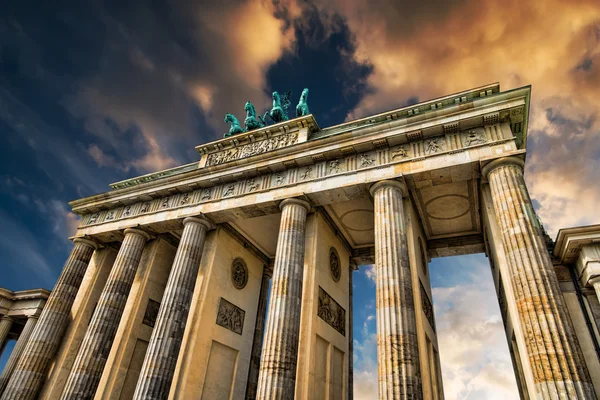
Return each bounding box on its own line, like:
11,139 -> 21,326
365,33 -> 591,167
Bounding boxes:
0,209 -> 54,286
432,259 -> 518,399
294,0 -> 600,236
363,264 -> 376,284
63,0 -> 296,174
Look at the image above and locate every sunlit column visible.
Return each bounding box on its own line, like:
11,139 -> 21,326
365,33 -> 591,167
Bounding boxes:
370,180 -> 422,399
133,216 -> 212,400
1,237 -> 98,400
483,156 -> 594,399
60,228 -> 150,399
0,315 -> 39,394
257,198 -> 310,400
0,316 -> 13,358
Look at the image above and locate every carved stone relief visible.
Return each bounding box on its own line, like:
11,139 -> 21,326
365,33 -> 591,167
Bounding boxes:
231,258 -> 248,289
143,299 -> 160,328
205,131 -> 299,167
216,297 -> 245,335
420,283 -> 435,331
424,137 -> 445,155
329,247 -> 341,282
462,128 -> 487,146
317,286 -> 345,336
391,145 -> 409,159
81,128 -> 512,228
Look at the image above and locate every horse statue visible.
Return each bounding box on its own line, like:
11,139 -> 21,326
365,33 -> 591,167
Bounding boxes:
224,113 -> 246,138
262,90 -> 291,124
244,101 -> 264,131
296,88 -> 310,117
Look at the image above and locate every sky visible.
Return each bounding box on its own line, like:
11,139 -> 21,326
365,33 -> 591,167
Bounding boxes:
0,1 -> 599,399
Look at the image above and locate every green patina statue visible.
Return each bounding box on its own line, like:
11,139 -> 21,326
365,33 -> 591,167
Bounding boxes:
296,88 -> 310,117
244,101 -> 265,131
263,90 -> 291,124
224,113 -> 246,137
223,88 -> 311,138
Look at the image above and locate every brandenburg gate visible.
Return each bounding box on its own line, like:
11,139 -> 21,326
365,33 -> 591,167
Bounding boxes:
2,83 -> 600,399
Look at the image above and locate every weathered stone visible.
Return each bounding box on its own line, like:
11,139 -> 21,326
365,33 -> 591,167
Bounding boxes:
1,238 -> 97,400
0,316 -> 38,394
370,180 -> 422,399
256,198 -> 310,400
133,216 -> 211,400
483,157 -> 595,399
59,229 -> 150,400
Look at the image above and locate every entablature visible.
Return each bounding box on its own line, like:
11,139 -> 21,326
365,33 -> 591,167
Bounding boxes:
71,86 -> 529,217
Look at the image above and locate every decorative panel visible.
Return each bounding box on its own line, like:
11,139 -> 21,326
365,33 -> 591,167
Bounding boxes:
420,283 -> 436,331
216,297 -> 245,335
317,287 -> 346,336
201,341 -> 238,400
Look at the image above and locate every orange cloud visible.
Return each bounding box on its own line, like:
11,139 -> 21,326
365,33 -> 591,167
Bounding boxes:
303,0 -> 600,234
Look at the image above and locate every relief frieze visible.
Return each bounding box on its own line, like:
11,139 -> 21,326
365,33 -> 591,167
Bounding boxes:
317,286 -> 345,336
216,297 -> 245,335
420,283 -> 436,331
205,131 -> 299,167
80,126 -> 509,229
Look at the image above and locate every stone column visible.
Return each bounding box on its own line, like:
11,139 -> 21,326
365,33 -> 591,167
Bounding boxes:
483,157 -> 594,399
60,228 -> 150,399
0,316 -> 38,394
133,217 -> 212,400
1,238 -> 98,400
245,263 -> 272,400
370,180 -> 422,399
0,316 -> 13,358
256,198 -> 310,400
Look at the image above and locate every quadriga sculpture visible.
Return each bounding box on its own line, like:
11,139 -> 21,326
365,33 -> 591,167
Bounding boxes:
262,90 -> 291,124
296,88 -> 310,117
224,113 -> 245,138
223,88 -> 310,138
244,101 -> 264,131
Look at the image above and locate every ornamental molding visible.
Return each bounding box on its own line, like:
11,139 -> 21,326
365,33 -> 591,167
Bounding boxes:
78,125 -> 515,229
231,258 -> 249,289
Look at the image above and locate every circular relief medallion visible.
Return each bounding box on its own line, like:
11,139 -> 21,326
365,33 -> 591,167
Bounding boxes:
231,258 -> 248,289
329,248 -> 341,282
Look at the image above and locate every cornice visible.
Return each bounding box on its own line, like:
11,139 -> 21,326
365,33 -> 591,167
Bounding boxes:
69,85 -> 530,214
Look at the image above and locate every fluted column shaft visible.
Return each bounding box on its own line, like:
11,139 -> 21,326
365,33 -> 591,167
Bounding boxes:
0,316 -> 38,394
133,217 -> 211,400
484,157 -> 594,399
0,317 -> 13,357
370,180 -> 422,400
60,228 -> 150,400
1,238 -> 97,400
256,198 -> 310,400
246,265 -> 272,400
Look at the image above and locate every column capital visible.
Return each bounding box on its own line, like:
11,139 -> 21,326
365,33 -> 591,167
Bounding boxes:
369,179 -> 407,197
263,262 -> 274,278
588,275 -> 600,287
123,228 -> 152,241
279,198 -> 311,212
183,216 -> 213,230
481,156 -> 525,180
72,237 -> 100,250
